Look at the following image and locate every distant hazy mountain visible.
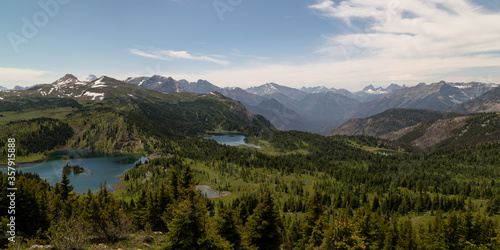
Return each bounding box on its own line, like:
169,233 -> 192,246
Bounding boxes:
247,83 -> 360,119
124,75 -> 188,93
244,98 -> 319,131
447,85 -> 500,113
85,74 -> 98,82
300,86 -> 336,93
247,83 -> 309,101
346,81 -> 496,119
0,85 -> 38,91
13,85 -> 31,90
219,87 -> 266,107
179,79 -> 221,94
351,83 -> 406,103
246,82 -> 361,133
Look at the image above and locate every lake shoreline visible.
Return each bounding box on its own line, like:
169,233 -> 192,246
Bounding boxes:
9,147 -> 147,165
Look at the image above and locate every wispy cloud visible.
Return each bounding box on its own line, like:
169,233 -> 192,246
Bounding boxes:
129,48 -> 229,65
309,0 -> 500,59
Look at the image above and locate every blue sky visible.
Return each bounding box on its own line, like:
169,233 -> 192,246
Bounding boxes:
1,0 -> 500,90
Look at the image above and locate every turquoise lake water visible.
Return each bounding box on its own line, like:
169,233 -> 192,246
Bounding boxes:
203,133 -> 261,148
0,150 -> 147,193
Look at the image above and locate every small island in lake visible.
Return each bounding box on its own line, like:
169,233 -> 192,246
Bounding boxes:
62,163 -> 85,174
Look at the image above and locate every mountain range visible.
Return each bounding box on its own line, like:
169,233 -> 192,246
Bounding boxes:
344,81 -> 498,120
0,85 -> 33,91
121,75 -> 498,134
3,74 -> 498,135
124,75 -> 188,93
446,84 -> 500,113
329,81 -> 500,143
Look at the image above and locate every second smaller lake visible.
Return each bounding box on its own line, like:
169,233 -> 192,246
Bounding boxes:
203,133 -> 261,148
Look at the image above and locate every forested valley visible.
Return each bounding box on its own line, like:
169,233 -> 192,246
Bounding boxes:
1,123 -> 500,249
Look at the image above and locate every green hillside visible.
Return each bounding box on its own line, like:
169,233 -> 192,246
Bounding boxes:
0,75 -> 273,163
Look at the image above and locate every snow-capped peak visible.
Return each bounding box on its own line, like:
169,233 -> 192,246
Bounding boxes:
54,74 -> 79,86
85,74 -> 98,82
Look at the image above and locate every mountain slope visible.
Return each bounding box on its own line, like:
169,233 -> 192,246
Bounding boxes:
388,113 -> 500,149
447,86 -> 500,113
179,79 -> 221,94
346,81 -> 497,119
328,109 -> 453,137
247,82 -> 308,101
124,75 -> 188,93
331,108 -> 500,149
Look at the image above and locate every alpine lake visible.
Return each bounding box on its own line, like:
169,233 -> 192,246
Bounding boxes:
0,150 -> 147,193
203,132 -> 260,148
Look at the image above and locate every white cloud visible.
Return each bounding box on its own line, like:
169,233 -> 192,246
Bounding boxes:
309,0 -> 500,59
130,48 -> 229,65
0,67 -> 51,87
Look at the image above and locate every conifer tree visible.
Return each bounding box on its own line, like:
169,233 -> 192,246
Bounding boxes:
60,172 -> 73,201
83,183 -> 130,242
164,188 -> 230,249
285,219 -> 303,249
444,211 -> 464,249
298,189 -> 326,248
244,192 -> 284,250
215,204 -> 242,250
398,219 -> 416,250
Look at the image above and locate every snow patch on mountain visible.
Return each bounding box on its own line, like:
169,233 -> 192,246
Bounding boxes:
364,89 -> 387,95
91,77 -> 106,88
83,91 -> 105,100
